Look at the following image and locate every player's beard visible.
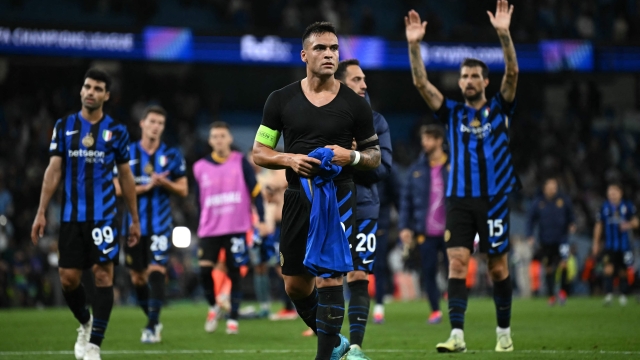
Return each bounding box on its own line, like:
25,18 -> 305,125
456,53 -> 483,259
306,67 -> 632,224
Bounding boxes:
462,88 -> 482,102
82,99 -> 102,112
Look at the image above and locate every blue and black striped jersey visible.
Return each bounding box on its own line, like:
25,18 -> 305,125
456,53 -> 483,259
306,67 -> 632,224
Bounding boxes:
125,141 -> 187,236
49,112 -> 130,222
597,200 -> 637,252
434,93 -> 518,198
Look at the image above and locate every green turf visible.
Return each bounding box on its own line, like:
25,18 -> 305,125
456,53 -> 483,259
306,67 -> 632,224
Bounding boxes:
0,298 -> 638,359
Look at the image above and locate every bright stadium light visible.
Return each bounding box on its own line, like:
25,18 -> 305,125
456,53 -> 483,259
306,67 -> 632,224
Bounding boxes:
172,226 -> 191,248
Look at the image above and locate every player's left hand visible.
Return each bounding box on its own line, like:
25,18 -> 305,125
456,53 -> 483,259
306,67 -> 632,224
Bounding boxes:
487,0 -> 514,31
620,221 -> 632,231
128,221 -> 141,247
325,145 -> 354,167
152,171 -> 170,187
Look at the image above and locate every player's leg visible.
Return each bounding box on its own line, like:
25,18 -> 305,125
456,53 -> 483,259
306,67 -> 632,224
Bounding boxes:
316,276 -> 349,360
125,236 -> 149,321
223,234 -> 249,334
602,252 -> 615,305
482,193 -> 513,352
558,243 -> 570,305
58,223 -> 93,360
198,237 -> 222,332
618,252 -> 632,305
543,245 -> 558,305
419,236 -> 443,324
144,232 -> 171,340
372,224 -> 389,324
436,198 -> 474,353
345,218 -> 377,355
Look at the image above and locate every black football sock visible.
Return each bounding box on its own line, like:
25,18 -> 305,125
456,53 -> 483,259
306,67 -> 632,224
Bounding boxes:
493,275 -> 512,329
448,278 -> 467,330
545,272 -> 555,297
90,286 -> 114,347
292,287 -> 318,333
604,276 -> 614,294
135,284 -> 149,316
347,280 -> 370,347
560,268 -> 569,294
228,268 -> 242,320
316,285 -> 345,360
63,284 -> 91,325
199,266 -> 216,307
620,276 -> 630,295
147,271 -> 165,329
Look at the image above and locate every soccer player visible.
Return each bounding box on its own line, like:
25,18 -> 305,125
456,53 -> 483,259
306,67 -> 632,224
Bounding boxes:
592,182 -> 639,306
399,124 -> 449,324
31,68 -> 140,360
526,177 -> 576,306
113,105 -> 188,342
334,59 -> 393,360
193,121 -> 265,335
406,0 -> 519,352
252,22 -> 380,360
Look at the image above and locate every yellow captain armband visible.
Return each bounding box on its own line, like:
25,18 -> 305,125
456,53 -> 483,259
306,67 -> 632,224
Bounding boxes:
255,125 -> 280,148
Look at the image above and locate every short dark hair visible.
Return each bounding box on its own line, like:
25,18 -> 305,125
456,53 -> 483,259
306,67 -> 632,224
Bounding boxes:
461,58 -> 489,79
302,21 -> 337,47
209,121 -> 230,130
420,124 -> 445,139
142,105 -> 167,120
608,181 -> 623,192
335,59 -> 360,81
84,68 -> 111,91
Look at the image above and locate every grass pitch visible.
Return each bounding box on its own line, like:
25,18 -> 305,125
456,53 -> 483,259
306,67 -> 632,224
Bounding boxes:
1,297 -> 638,359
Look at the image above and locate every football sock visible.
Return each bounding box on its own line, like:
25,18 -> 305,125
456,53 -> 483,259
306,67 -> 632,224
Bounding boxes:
254,273 -> 270,309
135,284 -> 149,316
620,276 -> 630,295
228,268 -> 242,320
448,278 -> 467,330
604,276 -> 614,294
545,272 -> 555,297
147,271 -> 165,330
63,284 -> 91,325
316,285 -> 345,360
347,280 -> 370,347
560,268 -> 569,293
493,275 -> 512,329
199,266 -> 216,307
374,265 -> 386,305
90,286 -> 114,347
292,287 -> 318,333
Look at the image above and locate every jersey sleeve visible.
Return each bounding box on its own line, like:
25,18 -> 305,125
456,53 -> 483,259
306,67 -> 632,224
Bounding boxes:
433,98 -> 456,126
495,93 -> 516,118
169,148 -> 187,180
114,126 -> 131,164
49,119 -> 64,157
352,97 -> 376,143
257,91 -> 283,148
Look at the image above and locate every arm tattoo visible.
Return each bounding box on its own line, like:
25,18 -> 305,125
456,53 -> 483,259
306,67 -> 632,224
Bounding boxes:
498,30 -> 518,99
355,145 -> 381,170
409,44 -> 427,83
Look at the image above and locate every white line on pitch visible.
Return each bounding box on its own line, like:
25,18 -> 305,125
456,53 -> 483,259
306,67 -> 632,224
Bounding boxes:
1,349 -> 640,356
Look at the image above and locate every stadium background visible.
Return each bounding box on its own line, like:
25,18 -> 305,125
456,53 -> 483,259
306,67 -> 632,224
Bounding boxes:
0,0 -> 639,318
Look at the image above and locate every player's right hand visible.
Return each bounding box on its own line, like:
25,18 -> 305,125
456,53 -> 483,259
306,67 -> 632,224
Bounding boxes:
405,10 -> 427,44
399,228 -> 413,246
31,213 -> 46,245
128,221 -> 141,247
288,154 -> 321,178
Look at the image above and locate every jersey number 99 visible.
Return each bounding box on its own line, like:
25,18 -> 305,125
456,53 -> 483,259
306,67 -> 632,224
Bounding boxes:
92,226 -> 114,246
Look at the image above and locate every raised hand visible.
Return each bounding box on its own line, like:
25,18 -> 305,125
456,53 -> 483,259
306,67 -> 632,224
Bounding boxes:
487,0 -> 514,32
405,10 -> 427,44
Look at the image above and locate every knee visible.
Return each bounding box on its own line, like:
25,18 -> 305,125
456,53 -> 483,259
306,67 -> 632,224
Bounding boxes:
347,271 -> 368,283
284,281 -> 313,300
489,262 -> 509,281
449,258 -> 468,278
59,272 -> 80,292
130,271 -> 147,287
93,267 -> 113,287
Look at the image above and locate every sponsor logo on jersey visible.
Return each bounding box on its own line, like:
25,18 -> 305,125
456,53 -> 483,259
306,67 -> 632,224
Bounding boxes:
68,149 -> 105,163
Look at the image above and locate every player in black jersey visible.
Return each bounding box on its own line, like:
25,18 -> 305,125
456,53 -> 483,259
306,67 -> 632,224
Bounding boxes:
406,0 -> 519,353
252,22 -> 381,360
31,68 -> 140,360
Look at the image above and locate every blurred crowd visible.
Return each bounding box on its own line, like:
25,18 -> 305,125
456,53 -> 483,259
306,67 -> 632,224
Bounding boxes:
0,59 -> 639,307
3,0 -> 640,44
